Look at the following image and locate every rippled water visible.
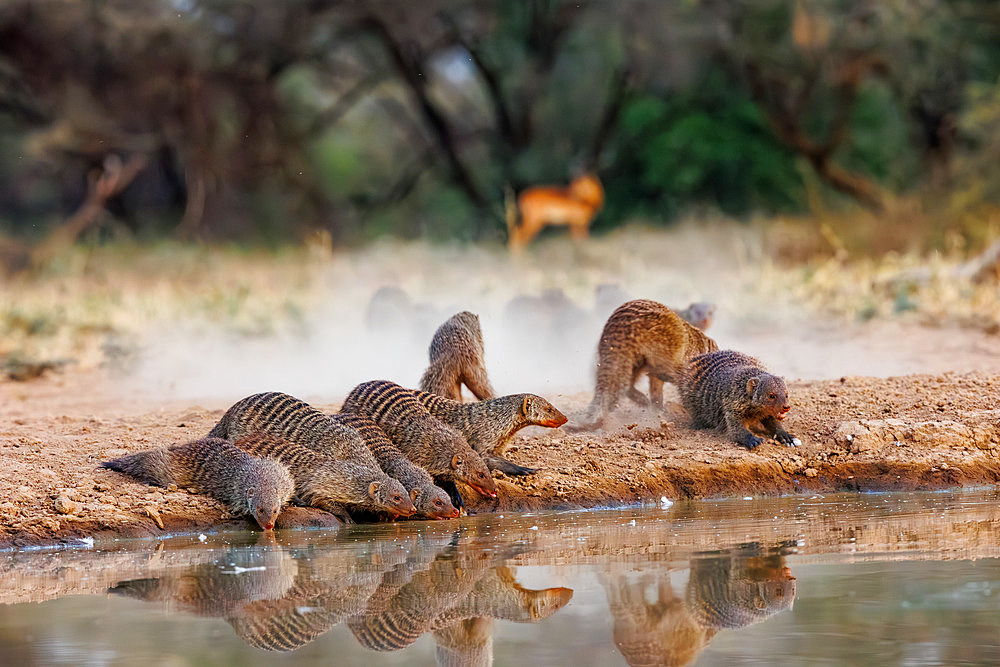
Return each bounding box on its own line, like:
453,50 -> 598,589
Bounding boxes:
1,489 -> 999,666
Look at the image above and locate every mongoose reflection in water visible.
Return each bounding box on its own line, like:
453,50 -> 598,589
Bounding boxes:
569,299 -> 718,431
419,311 -> 496,402
231,431 -> 415,523
412,389 -> 567,476
603,544 -> 796,667
340,380 -> 498,507
332,411 -> 459,519
679,350 -> 799,450
100,437 -> 294,531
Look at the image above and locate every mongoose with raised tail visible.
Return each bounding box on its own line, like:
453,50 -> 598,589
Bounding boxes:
332,412 -> 459,520
679,350 -> 799,450
568,299 -> 718,431
231,432 -> 415,522
412,390 -> 567,476
100,437 -> 294,531
419,311 -> 496,402
340,380 -> 497,505
209,392 -> 375,468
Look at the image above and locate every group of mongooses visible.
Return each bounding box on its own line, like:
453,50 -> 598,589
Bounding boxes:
101,293 -> 795,532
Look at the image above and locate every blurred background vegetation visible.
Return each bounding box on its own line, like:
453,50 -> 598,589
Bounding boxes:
2,0 -> 1000,261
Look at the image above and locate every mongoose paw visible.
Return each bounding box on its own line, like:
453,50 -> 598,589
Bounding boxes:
740,434 -> 764,450
775,431 -> 800,447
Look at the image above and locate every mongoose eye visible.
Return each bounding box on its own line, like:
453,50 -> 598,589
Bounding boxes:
768,393 -> 777,400
434,499 -> 443,507
392,495 -> 401,503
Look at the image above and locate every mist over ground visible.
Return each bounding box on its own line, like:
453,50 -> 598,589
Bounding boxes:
122,227 -> 1000,405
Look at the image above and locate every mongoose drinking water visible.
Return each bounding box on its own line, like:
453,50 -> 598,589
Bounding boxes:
100,437 -> 295,531
419,311 -> 496,402
209,392 -> 377,468
412,390 -> 567,476
231,432 -> 415,522
340,380 -> 498,504
332,412 -> 459,520
569,299 -> 719,431
679,350 -> 799,450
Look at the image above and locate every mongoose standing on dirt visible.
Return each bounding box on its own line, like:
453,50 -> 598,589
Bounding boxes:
100,437 -> 295,531
679,350 -> 800,450
340,380 -> 498,507
412,390 -> 567,476
231,432 -> 415,522
333,412 -> 459,520
419,311 -> 496,402
569,299 -> 719,431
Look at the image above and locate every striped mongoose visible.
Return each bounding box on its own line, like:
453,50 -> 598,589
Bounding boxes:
569,299 -> 719,431
412,390 -> 567,475
340,380 -> 497,501
209,392 -> 372,466
231,432 -> 415,522
332,412 -> 459,520
100,437 -> 294,531
419,311 -> 496,402
679,350 -> 799,450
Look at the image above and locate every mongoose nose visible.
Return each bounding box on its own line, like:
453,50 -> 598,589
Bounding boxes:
264,523 -> 274,530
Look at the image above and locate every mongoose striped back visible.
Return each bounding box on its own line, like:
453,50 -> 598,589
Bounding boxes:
419,311 -> 496,402
340,380 -> 497,498
570,299 -> 718,431
412,389 -> 567,475
428,566 -> 574,628
679,349 -> 796,450
231,432 -> 415,521
209,392 -> 374,467
100,437 -> 294,530
332,412 -> 458,519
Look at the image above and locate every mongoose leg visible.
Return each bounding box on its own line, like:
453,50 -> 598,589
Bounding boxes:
438,479 -> 466,514
311,500 -> 354,524
626,385 -> 650,406
461,370 -> 497,402
726,413 -> 763,450
648,376 -> 664,408
761,417 -> 799,447
484,453 -> 538,476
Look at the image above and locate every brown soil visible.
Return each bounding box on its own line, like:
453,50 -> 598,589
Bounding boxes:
3,362 -> 999,550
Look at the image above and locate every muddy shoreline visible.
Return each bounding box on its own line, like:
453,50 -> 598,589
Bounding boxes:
2,370 -> 999,550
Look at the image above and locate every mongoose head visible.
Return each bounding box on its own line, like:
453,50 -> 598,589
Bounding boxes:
747,373 -> 791,421
368,478 -> 416,518
450,450 -> 497,498
521,395 -> 568,428
678,301 -> 716,331
411,485 -> 460,519
246,459 -> 295,531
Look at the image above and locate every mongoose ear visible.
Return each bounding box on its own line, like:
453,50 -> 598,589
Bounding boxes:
368,481 -> 381,499
746,377 -> 758,395
451,453 -> 462,470
410,488 -> 421,502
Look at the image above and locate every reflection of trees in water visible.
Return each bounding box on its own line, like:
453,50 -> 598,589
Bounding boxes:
109,531 -> 572,662
603,543 -> 796,667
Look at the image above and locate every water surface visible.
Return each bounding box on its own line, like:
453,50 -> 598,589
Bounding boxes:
1,489 -> 998,665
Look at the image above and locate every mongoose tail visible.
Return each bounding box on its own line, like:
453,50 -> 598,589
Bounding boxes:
483,454 -> 537,476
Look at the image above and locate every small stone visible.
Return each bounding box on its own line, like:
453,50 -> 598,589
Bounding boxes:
166,484 -> 178,493
53,495 -> 78,515
804,468 -> 818,478
186,487 -> 199,494
94,482 -> 111,492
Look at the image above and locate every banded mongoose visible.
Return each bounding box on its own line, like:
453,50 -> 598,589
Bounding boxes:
100,437 -> 294,531
679,350 -> 799,450
419,311 -> 496,402
231,431 -> 415,522
332,412 -> 459,520
209,392 -> 373,466
412,390 -> 567,476
340,380 -> 497,501
569,299 -> 719,431
674,301 -> 716,331
686,545 -> 796,630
